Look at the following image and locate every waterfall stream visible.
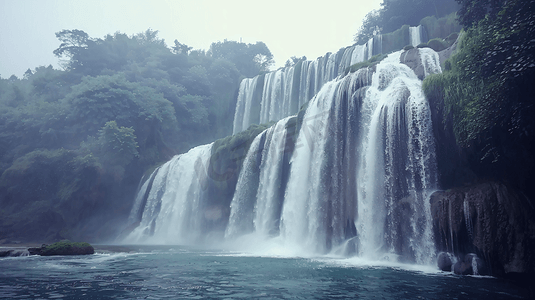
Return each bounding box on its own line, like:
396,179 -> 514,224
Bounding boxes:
124,143 -> 213,244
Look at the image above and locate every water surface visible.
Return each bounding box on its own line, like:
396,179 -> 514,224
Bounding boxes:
0,245 -> 529,299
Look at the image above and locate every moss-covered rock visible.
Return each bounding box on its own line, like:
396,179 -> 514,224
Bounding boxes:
416,43 -> 429,48
28,240 -> 94,256
427,38 -> 450,52
342,54 -> 387,77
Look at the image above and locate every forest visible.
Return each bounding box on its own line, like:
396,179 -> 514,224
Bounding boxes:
0,30 -> 274,242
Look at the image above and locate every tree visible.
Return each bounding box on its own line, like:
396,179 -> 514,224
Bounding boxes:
354,0 -> 459,44
182,65 -> 211,96
354,10 -> 382,44
53,29 -> 93,70
23,69 -> 33,80
97,120 -> 139,167
64,73 -> 178,143
455,0 -> 505,28
172,40 -> 192,55
248,41 -> 274,72
208,40 -> 274,77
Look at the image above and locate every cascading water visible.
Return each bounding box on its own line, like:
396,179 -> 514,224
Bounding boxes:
410,25 -> 423,46
355,51 -> 438,264
254,117 -> 294,237
280,79 -> 342,254
231,24 -> 430,135
233,77 -> 260,134
226,116 -> 295,239
124,143 -> 213,244
126,47 -> 442,265
232,36 -> 384,134
279,69 -> 371,255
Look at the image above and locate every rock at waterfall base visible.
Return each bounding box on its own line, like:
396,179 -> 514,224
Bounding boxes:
28,240 -> 94,256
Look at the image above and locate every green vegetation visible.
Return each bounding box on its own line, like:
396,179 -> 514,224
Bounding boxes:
417,37 -> 453,52
342,54 -> 387,77
210,123 -> 273,184
420,13 -> 462,40
39,240 -> 94,256
456,0 -> 506,28
354,0 -> 459,44
382,25 -> 411,53
352,2 -> 461,62
0,28 -> 275,243
422,0 -> 535,186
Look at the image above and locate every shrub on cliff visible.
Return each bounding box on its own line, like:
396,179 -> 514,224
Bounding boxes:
422,0 -> 535,195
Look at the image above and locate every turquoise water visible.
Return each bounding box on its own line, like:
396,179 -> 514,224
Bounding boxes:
0,246 -> 530,299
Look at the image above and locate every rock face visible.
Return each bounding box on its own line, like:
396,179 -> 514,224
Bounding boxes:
430,182 -> 535,276
28,240 -> 95,256
0,249 -> 29,257
400,48 -> 425,79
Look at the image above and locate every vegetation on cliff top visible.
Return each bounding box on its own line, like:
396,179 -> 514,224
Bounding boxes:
423,0 -> 535,192
354,0 -> 459,44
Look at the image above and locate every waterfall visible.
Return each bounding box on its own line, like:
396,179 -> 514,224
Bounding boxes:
410,25 -> 422,46
232,24 -> 434,134
355,51 -> 438,263
419,47 -> 442,77
124,143 -> 213,244
463,200 -> 473,239
280,79 -> 341,254
259,69 -> 296,126
127,48 -> 442,265
225,134 -> 264,238
280,69 -> 372,254
254,117 -> 293,236
233,77 -> 260,134
232,36 -> 383,134
226,117 -> 294,239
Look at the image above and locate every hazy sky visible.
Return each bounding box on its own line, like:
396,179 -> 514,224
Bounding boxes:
0,0 -> 382,78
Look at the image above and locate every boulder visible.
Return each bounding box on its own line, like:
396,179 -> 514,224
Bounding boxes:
453,261 -> 473,275
29,240 -> 94,256
437,252 -> 454,272
400,48 -> 425,80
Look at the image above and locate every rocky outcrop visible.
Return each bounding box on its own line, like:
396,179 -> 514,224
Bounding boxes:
0,248 -> 29,257
400,48 -> 426,80
400,37 -> 459,81
28,240 -> 95,256
430,182 -> 535,276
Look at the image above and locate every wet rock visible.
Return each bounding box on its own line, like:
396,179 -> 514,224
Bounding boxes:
0,249 -> 29,257
430,182 -> 535,277
437,252 -> 453,272
400,48 -> 425,80
29,240 -> 94,256
28,244 -> 48,256
453,261 -> 473,275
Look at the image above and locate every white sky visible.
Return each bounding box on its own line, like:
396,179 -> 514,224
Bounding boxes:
0,0 -> 382,78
